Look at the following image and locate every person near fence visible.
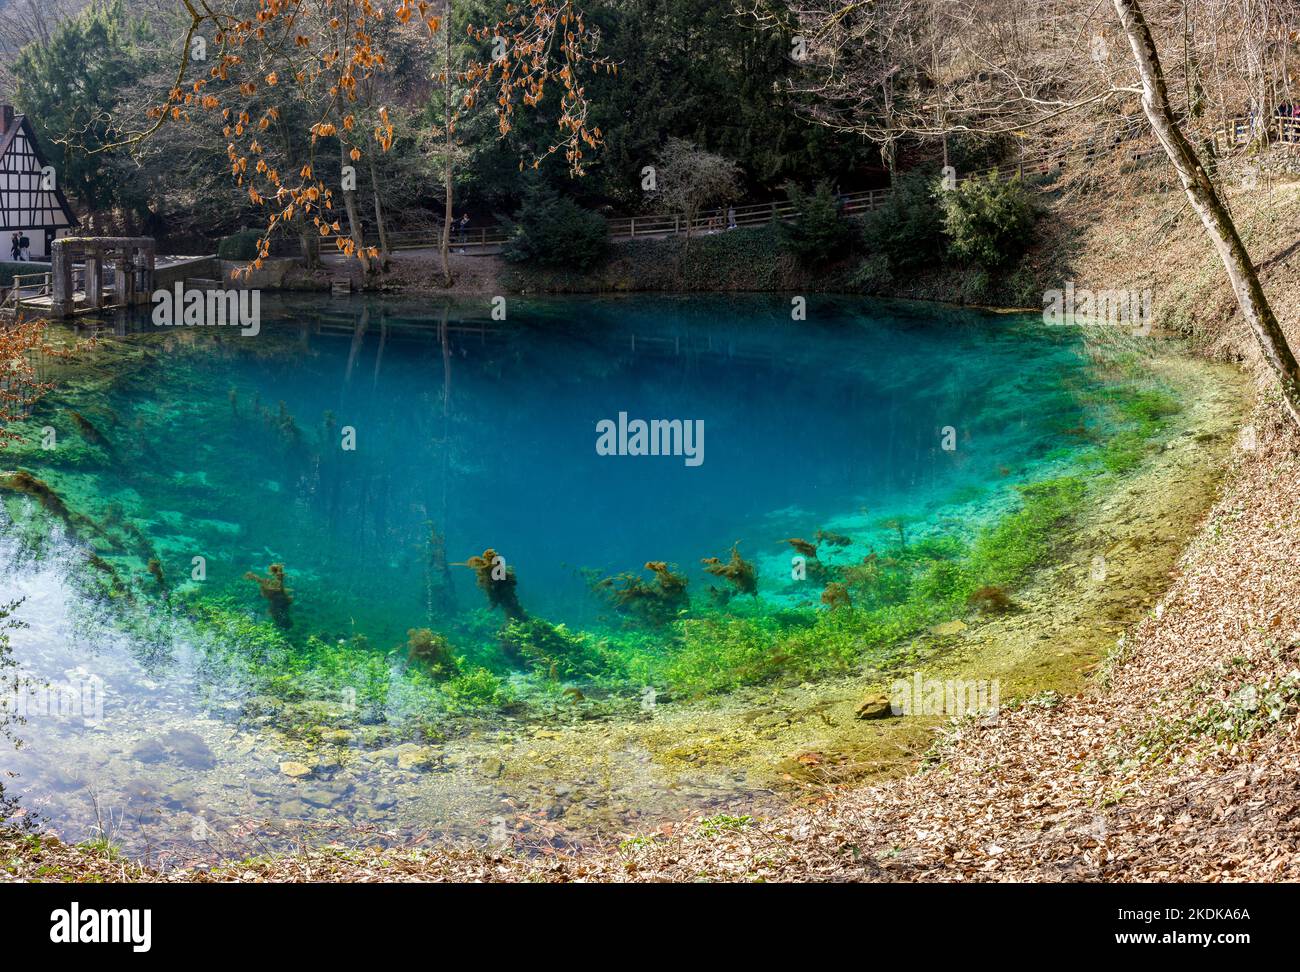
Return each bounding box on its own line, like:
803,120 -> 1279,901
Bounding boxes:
727,206 -> 737,230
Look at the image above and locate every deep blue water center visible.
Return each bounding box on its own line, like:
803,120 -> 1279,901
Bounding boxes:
95,293 -> 1092,640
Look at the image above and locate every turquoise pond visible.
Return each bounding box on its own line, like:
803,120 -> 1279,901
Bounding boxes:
0,293 -> 1167,859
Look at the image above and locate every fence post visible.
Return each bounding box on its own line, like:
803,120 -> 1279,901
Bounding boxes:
630,217 -> 635,238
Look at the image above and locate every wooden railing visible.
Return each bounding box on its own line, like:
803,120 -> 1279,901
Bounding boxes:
1214,114 -> 1300,153
379,226 -> 511,250
4,271 -> 52,314
366,123 -> 1165,254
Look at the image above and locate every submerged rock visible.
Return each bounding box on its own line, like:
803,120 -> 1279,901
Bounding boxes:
162,783 -> 200,810
162,729 -> 216,769
855,694 -> 894,720
396,746 -> 437,771
131,738 -> 168,764
279,761 -> 314,779
49,767 -> 88,792
299,781 -> 353,807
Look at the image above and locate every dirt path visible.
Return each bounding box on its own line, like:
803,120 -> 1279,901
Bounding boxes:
324,250 -> 506,296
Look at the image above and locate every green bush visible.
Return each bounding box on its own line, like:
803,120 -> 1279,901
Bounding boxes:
0,261 -> 45,287
501,182 -> 608,271
218,229 -> 263,261
859,170 -> 946,274
777,181 -> 858,266
939,173 -> 1039,270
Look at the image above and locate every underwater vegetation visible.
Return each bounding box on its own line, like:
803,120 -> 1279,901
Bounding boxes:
783,538 -> 818,559
404,627 -> 460,679
459,548 -> 526,621
594,560 -> 690,626
781,537 -> 831,583
967,585 -> 1016,614
875,517 -> 910,551
821,581 -> 852,611
702,543 -> 758,602
272,401 -> 300,444
501,618 -> 620,681
68,410 -> 114,457
243,563 -> 294,629
1,471 -> 74,523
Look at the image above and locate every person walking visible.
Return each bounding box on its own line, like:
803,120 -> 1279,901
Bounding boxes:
18,233 -> 30,261
10,232 -> 19,262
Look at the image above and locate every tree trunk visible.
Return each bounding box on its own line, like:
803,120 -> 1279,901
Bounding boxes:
341,180 -> 371,279
367,152 -> 391,271
298,218 -> 320,270
1113,0 -> 1300,430
297,211 -> 322,271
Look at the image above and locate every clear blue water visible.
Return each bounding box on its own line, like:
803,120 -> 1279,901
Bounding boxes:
21,294 -> 1097,639
0,293 -> 1134,858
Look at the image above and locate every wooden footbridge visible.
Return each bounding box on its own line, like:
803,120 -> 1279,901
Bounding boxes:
2,237 -> 158,319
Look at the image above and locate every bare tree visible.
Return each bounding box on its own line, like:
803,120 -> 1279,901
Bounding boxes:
1113,0 -> 1300,426
649,138 -> 743,243
766,0 -> 1300,428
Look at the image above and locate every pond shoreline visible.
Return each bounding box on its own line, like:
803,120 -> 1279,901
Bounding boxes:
1,326 -> 1252,877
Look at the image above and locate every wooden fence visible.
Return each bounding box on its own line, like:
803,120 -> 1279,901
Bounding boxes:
1214,114 -> 1300,153
367,123 -> 1170,254
368,162 -> 1057,254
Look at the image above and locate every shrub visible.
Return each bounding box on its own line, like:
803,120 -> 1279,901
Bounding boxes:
939,173 -> 1039,270
217,228 -> 263,261
0,261 -> 43,287
777,181 -> 858,266
501,182 -> 608,271
858,169 -> 946,274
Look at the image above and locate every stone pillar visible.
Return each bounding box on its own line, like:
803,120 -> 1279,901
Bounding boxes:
85,252 -> 104,309
113,246 -> 131,307
141,243 -> 156,303
50,240 -> 75,318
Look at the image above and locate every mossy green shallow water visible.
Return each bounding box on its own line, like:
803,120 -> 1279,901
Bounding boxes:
0,294 -> 1199,858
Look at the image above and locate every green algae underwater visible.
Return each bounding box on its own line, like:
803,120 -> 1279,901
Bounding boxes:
0,293 -> 1191,860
